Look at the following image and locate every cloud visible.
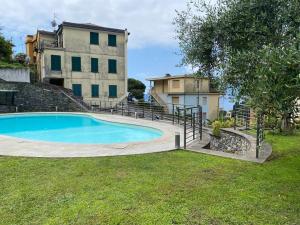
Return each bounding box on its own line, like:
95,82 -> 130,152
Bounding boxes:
0,0 -> 187,49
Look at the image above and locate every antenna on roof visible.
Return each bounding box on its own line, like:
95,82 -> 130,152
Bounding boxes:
51,13 -> 57,31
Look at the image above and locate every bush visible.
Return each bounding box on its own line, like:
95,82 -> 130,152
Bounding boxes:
223,118 -> 234,128
212,120 -> 222,137
265,116 -> 280,130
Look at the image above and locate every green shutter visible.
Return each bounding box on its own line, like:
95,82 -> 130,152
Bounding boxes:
72,84 -> 82,97
108,59 -> 117,73
109,85 -> 117,98
91,58 -> 98,73
91,84 -> 99,97
72,57 -> 81,72
90,32 -> 99,45
108,34 -> 117,46
51,55 -> 61,71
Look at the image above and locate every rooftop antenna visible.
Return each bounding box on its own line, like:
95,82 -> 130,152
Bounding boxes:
51,13 -> 57,31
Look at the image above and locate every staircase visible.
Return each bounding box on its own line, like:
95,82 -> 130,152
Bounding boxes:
36,83 -> 91,111
150,89 -> 169,112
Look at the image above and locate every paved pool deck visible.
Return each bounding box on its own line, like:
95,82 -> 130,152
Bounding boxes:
0,112 -> 183,158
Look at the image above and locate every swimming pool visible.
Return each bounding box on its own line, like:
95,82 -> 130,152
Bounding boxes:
0,113 -> 163,144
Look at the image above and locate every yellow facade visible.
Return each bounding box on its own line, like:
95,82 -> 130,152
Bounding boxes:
26,22 -> 129,104
147,75 -> 220,120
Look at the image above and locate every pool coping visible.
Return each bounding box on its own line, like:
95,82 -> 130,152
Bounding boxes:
0,112 -> 183,158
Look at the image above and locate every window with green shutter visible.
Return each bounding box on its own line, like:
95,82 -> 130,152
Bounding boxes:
109,85 -> 117,98
108,59 -> 117,73
72,57 -> 81,72
51,55 -> 61,71
91,84 -> 99,98
72,84 -> 82,97
108,34 -> 117,47
91,58 -> 98,73
90,32 -> 99,45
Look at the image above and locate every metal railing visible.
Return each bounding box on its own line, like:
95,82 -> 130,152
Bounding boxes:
231,103 -> 265,158
87,101 -> 203,149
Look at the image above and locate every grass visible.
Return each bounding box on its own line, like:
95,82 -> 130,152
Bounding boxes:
0,132 -> 299,225
0,60 -> 26,69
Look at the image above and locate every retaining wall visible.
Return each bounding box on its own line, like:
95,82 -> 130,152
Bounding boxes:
209,128 -> 255,153
0,68 -> 30,83
0,81 -> 82,112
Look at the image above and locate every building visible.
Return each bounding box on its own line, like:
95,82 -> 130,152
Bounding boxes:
147,74 -> 220,121
26,22 -> 129,104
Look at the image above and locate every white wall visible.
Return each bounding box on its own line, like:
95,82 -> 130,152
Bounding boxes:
0,68 -> 30,83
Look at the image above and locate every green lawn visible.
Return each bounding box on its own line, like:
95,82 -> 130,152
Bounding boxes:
0,132 -> 299,225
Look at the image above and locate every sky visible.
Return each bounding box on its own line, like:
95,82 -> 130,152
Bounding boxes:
0,0 -> 232,110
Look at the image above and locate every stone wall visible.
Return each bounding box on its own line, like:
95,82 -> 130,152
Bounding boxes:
0,81 -> 83,112
0,68 -> 30,83
209,128 -> 251,154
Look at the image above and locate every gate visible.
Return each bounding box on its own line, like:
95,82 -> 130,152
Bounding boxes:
175,106 -> 203,149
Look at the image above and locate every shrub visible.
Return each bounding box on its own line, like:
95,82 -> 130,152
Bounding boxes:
223,118 -> 234,128
212,121 -> 222,137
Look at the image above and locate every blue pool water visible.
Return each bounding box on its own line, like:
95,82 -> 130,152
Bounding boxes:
0,114 -> 163,144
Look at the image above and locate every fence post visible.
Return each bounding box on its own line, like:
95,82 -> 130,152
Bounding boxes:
142,103 -> 145,118
177,107 -> 180,124
183,107 -> 187,149
172,104 -> 175,124
193,112 -> 195,140
199,105 -> 202,140
190,108 -> 193,126
234,107 -> 237,130
151,103 -> 154,121
256,112 -> 261,159
121,102 -> 124,116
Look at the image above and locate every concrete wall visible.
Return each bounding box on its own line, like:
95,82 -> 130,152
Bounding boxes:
0,68 -> 30,83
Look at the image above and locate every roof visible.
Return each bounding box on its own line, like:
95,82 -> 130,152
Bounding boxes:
37,30 -> 55,36
58,21 -> 127,34
146,74 -> 209,81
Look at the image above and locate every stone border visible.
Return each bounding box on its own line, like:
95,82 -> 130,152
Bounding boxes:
0,112 -> 183,158
188,128 -> 272,163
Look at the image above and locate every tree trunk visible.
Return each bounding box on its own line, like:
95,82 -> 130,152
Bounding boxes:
281,113 -> 292,132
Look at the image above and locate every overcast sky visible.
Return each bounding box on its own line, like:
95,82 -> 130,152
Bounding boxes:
0,0 -> 231,109
0,0 -> 186,49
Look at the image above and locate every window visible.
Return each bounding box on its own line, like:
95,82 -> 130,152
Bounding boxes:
202,96 -> 207,105
172,80 -> 180,88
90,32 -> 99,45
51,55 -> 61,71
109,85 -> 117,98
72,57 -> 81,72
108,34 -> 117,47
91,58 -> 98,73
91,84 -> 99,98
72,84 -> 82,97
172,96 -> 179,105
108,59 -> 117,73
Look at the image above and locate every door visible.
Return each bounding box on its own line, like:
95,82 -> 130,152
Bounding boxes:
72,84 -> 82,97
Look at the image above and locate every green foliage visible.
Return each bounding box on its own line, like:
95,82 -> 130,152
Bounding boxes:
223,118 -> 234,128
128,78 -> 146,100
0,31 -> 13,62
0,61 -> 25,69
14,53 -> 27,65
212,120 -> 222,136
174,0 -> 300,131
